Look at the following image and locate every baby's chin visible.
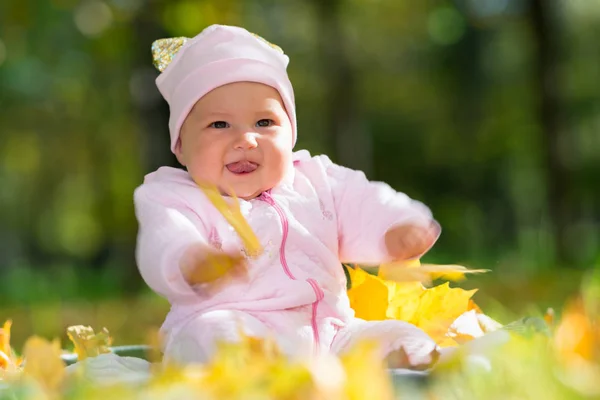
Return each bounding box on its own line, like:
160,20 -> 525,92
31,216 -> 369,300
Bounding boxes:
219,182 -> 265,200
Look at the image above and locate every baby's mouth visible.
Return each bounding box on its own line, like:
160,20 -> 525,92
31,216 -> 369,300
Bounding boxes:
226,160 -> 259,174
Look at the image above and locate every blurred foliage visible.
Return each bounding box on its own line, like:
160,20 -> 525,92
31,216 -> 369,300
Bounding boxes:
4,277 -> 600,399
0,0 -> 599,341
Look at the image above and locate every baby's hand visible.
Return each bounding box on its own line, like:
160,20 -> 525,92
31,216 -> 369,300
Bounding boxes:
180,243 -> 247,286
384,220 -> 441,261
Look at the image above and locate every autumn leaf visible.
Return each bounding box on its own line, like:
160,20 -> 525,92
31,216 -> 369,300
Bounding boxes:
0,320 -> 13,370
66,326 -> 112,361
378,258 -> 421,275
347,267 -> 391,320
425,264 -> 490,281
143,363 -> 205,399
0,320 -> 22,373
340,341 -> 394,400
380,262 -> 489,285
187,251 -> 247,285
379,260 -> 425,322
550,297 -> 600,396
386,283 -> 424,323
196,335 -> 314,399
197,182 -> 263,258
22,336 -> 66,394
414,283 -> 478,328
553,298 -> 600,364
348,266 -> 481,347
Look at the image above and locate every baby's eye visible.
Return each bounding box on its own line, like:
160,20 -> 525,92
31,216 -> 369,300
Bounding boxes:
209,121 -> 229,129
256,119 -> 274,128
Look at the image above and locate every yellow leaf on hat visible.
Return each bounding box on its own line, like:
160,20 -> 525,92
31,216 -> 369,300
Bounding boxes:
151,37 -> 189,72
250,32 -> 284,54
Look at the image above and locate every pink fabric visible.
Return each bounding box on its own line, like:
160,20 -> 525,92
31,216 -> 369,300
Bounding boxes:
155,25 -> 297,152
134,150 -> 438,361
164,311 -> 436,365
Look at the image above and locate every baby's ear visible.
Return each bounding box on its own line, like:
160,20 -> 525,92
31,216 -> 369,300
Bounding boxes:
174,139 -> 186,166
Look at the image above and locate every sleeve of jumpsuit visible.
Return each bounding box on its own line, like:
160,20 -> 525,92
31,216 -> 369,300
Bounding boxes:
323,156 -> 439,265
134,183 -> 210,304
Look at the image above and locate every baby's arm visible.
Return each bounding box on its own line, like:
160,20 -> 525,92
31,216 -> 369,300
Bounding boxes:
134,184 -> 210,303
324,158 -> 439,265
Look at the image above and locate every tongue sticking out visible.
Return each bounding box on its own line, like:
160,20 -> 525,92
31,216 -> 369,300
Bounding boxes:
226,161 -> 258,174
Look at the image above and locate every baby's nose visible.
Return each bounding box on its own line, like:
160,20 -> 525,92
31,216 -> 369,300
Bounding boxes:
234,131 -> 258,149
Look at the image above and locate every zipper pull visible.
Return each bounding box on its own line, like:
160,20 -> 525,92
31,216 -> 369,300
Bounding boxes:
259,191 -> 274,204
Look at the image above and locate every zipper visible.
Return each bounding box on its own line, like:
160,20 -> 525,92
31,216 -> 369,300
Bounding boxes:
259,191 -> 295,280
307,278 -> 325,354
260,191 -> 325,353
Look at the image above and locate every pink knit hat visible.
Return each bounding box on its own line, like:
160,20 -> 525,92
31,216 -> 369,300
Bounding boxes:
151,25 -> 297,153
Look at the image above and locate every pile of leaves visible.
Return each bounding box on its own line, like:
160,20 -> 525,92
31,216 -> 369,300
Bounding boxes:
1,269 -> 600,399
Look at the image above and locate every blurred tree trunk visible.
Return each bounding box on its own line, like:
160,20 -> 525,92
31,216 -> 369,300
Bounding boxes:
132,1 -> 179,174
529,0 -> 572,266
122,2 -> 176,290
311,0 -> 373,176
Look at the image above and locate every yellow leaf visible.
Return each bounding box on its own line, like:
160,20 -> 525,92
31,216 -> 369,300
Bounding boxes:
377,258 -> 421,279
348,265 -> 483,348
413,283 -> 477,341
437,336 -> 460,348
347,268 -> 390,321
387,285 -> 423,322
467,299 -> 482,313
0,320 -> 10,356
22,336 -> 65,394
346,264 -> 368,286
0,320 -> 12,370
197,182 -> 263,258
379,259 -> 430,283
145,363 -> 205,396
189,251 -> 246,284
380,261 -> 426,321
554,298 -> 600,364
196,335 -> 314,399
544,308 -> 555,328
0,351 -> 10,370
340,341 -> 394,400
424,264 -> 490,281
0,320 -> 21,371
66,325 -> 112,361
380,262 -> 489,285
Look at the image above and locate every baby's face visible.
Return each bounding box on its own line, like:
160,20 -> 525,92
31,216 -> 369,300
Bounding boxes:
176,82 -> 293,200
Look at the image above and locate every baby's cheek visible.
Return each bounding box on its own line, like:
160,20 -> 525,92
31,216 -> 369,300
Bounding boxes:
268,146 -> 292,178
188,157 -> 220,185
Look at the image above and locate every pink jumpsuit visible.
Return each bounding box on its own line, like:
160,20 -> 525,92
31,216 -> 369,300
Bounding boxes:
134,150 -> 439,365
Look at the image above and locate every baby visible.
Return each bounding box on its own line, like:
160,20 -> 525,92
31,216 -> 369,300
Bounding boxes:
134,25 -> 442,367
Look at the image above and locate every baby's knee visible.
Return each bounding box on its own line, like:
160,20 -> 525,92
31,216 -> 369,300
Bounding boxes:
333,319 -> 438,366
191,310 -> 269,337
164,310 -> 269,364
374,321 -> 438,368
